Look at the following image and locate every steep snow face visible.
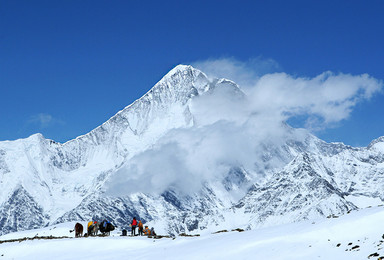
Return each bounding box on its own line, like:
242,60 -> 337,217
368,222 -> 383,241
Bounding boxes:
51,65 -> 213,171
0,64 -> 384,236
0,65 -> 243,234
233,153 -> 357,229
0,186 -> 49,234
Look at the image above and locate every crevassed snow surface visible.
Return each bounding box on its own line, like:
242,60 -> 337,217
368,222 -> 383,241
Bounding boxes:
1,206 -> 384,260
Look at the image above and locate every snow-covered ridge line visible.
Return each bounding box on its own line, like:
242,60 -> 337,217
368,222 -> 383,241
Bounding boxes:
58,65 -> 207,145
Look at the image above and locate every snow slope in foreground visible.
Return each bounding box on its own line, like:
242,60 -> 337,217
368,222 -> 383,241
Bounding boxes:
1,206 -> 384,260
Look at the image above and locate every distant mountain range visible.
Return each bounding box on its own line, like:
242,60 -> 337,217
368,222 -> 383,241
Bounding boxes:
1,65 -> 383,235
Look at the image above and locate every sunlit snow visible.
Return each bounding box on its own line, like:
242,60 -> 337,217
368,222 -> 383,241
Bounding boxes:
1,206 -> 384,260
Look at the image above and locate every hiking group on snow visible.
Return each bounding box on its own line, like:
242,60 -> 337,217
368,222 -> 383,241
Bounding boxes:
73,217 -> 156,238
128,217 -> 157,237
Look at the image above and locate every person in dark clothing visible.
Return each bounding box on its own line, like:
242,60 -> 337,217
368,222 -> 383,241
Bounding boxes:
150,227 -> 157,237
131,217 -> 137,236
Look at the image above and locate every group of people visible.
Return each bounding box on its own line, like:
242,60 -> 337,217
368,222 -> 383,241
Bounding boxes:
128,217 -> 157,237
75,217 -> 156,238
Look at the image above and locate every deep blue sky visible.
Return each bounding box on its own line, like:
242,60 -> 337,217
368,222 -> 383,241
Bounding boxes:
1,0 -> 383,146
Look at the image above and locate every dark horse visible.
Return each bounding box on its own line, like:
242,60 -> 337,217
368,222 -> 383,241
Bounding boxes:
99,220 -> 115,236
74,223 -> 83,238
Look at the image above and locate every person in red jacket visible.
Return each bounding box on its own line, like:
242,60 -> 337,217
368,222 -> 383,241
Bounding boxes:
131,217 -> 138,236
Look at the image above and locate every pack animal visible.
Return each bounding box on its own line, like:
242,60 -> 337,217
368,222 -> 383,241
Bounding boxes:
74,223 -> 83,238
99,220 -> 115,236
89,222 -> 99,236
86,221 -> 100,236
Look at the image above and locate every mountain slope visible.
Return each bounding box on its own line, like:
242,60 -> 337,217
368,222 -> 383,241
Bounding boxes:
0,65 -> 383,236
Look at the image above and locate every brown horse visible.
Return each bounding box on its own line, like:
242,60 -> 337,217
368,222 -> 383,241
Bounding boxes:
74,223 -> 83,238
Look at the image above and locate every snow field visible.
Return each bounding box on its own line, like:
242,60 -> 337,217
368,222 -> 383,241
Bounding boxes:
1,206 -> 384,259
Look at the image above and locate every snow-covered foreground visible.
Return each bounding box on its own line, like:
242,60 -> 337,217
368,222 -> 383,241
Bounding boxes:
1,206 -> 384,260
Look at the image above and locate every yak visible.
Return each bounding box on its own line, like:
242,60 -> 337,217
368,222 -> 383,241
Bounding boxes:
74,223 -> 83,238
99,220 -> 115,236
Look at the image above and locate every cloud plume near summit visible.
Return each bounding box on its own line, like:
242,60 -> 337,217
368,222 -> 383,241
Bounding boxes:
194,58 -> 382,129
105,58 -> 383,196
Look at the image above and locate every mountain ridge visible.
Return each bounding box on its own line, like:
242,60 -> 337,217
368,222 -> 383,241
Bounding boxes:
0,65 -> 383,236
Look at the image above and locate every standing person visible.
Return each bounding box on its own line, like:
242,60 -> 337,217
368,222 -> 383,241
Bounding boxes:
131,217 -> 137,236
138,220 -> 144,236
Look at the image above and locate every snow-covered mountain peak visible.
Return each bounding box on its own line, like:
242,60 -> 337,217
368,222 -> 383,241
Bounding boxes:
64,64 -> 245,148
156,64 -> 210,94
25,133 -> 44,141
367,136 -> 384,150
1,64 -> 384,238
0,133 -> 45,145
155,65 -> 243,97
167,64 -> 199,75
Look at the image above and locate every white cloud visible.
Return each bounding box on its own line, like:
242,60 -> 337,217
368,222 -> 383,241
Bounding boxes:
27,113 -> 64,129
105,118 -> 286,196
195,57 -> 383,130
192,57 -> 280,89
105,58 -> 383,196
249,71 -> 383,128
105,78 -> 289,196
